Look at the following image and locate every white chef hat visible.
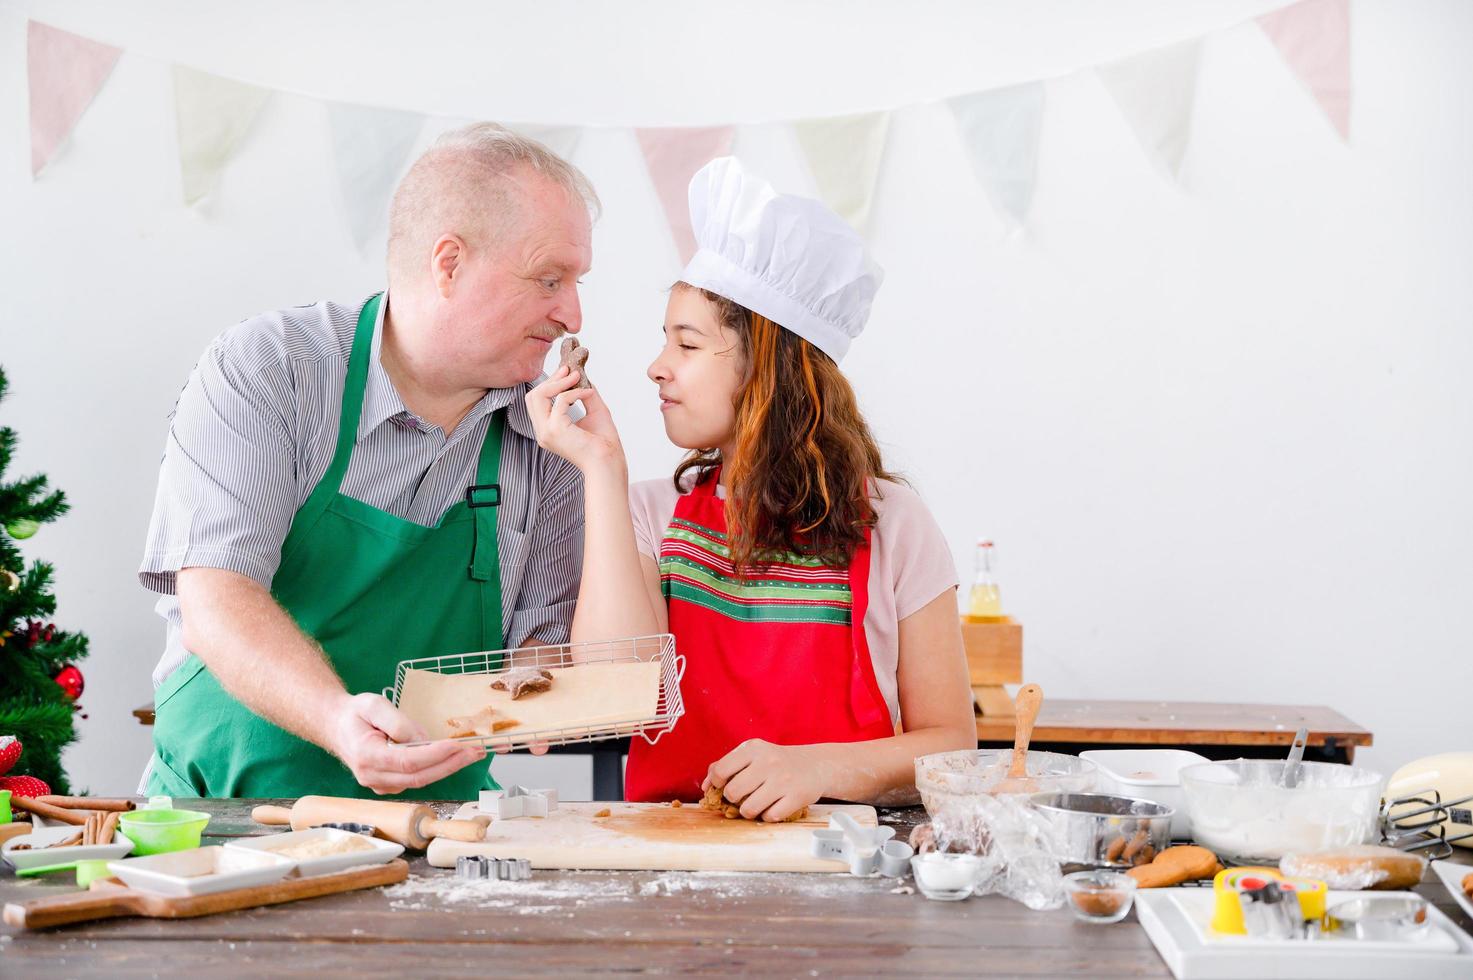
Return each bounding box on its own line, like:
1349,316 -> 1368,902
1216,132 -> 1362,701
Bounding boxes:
678,157 -> 883,364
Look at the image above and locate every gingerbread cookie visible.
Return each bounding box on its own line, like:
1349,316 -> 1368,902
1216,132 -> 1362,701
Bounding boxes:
491,667 -> 554,700
559,337 -> 592,390
699,783 -> 809,823
1125,845 -> 1220,888
445,706 -> 519,737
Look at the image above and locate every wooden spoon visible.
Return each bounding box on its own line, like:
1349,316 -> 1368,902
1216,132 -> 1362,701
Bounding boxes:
994,683 -> 1043,794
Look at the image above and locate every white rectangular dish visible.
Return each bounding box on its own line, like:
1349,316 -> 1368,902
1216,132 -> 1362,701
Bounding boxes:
1080,749 -> 1208,839
1432,860 -> 1473,923
2,824 -> 135,870
107,845 -> 296,897
1135,887 -> 1473,979
224,828 -> 403,877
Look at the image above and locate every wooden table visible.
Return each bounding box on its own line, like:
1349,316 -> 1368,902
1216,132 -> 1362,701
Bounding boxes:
977,700 -> 1372,764
2,799 -> 1468,976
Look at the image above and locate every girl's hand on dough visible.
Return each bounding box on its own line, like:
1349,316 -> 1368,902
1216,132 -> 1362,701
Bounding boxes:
704,739 -> 827,822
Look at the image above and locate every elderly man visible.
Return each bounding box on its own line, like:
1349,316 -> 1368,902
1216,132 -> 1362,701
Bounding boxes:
139,124 -> 595,799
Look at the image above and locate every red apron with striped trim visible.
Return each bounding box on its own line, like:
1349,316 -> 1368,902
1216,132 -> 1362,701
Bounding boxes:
624,471 -> 895,802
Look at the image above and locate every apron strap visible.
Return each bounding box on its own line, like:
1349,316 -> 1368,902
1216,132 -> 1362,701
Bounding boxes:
467,409 -> 506,645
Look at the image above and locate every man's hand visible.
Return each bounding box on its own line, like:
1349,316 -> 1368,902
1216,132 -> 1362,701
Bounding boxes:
329,692 -> 487,795
704,739 -> 829,822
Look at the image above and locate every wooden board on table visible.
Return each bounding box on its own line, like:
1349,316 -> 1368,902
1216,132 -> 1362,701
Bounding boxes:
397,661 -> 662,742
427,802 -> 876,873
3,858 -> 409,930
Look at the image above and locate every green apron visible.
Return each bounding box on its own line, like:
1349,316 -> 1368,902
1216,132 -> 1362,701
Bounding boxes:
149,292 -> 505,800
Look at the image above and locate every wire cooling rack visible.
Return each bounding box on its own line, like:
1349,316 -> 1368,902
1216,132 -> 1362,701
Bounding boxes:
386,633 -> 685,751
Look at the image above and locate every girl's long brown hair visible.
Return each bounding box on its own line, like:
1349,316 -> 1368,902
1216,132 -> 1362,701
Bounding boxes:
672,285 -> 902,574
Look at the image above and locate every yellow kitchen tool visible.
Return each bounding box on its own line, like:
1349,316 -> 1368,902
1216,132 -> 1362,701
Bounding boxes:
1210,866 -> 1327,935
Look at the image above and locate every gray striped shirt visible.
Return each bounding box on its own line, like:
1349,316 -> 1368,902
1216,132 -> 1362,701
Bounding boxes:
140,293 -> 584,688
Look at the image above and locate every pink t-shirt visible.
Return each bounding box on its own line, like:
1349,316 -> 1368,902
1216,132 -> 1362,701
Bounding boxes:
628,475 -> 958,724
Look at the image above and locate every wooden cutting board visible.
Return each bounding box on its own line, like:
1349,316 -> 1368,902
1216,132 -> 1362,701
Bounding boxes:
3,859 -> 409,930
426,802 -> 875,873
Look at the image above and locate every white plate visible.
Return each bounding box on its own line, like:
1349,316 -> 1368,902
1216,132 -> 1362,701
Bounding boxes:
2,824 -> 135,870
1135,887 -> 1473,979
1432,860 -> 1473,923
107,845 -> 296,897
224,828 -> 403,877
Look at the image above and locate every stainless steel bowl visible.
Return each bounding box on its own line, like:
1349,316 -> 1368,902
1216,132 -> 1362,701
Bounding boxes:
1029,792 -> 1175,871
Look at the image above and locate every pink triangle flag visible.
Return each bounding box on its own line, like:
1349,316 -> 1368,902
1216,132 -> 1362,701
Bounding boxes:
1257,0 -> 1351,140
635,126 -> 735,264
27,20 -> 123,177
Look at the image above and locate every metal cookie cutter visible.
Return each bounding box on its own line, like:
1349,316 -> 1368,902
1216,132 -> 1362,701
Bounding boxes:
810,812 -> 913,877
455,855 -> 533,881
480,786 -> 558,819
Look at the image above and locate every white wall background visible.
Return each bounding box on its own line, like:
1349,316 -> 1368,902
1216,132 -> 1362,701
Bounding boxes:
1,0 -> 1469,797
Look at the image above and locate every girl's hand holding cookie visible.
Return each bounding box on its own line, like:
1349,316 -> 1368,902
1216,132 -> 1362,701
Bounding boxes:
525,363 -> 625,473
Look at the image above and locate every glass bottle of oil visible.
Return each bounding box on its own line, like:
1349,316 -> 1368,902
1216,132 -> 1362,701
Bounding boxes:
964,539 -> 1006,623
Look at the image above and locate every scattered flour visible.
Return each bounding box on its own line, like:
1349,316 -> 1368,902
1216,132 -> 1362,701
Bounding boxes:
384,869 -> 893,911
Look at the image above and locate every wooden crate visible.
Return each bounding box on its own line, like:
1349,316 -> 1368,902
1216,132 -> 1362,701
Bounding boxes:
962,617 -> 1022,719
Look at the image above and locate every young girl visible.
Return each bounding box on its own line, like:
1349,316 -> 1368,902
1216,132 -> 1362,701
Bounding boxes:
526,157 -> 974,819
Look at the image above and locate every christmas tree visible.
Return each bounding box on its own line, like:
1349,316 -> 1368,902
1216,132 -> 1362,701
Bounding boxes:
0,366 -> 90,795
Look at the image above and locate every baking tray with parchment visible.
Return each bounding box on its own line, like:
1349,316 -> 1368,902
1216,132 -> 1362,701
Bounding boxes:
386,633 -> 685,752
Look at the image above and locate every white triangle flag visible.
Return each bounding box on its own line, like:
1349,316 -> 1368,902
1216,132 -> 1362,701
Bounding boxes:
949,83 -> 1046,225
174,65 -> 272,206
793,111 -> 891,233
329,102 -> 426,250
1097,40 -> 1202,179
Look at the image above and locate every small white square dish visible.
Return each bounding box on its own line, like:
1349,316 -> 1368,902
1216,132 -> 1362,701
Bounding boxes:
107,845 -> 296,897
1432,860 -> 1473,924
224,827 -> 403,877
2,824 -> 135,870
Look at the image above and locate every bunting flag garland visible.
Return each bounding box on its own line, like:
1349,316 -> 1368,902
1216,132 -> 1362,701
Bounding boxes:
948,82 -> 1046,225
174,66 -> 272,206
635,126 -> 735,264
328,102 -> 426,250
27,21 -> 121,177
793,111 -> 891,234
1097,39 -> 1203,180
23,4 -> 1356,250
1257,0 -> 1351,140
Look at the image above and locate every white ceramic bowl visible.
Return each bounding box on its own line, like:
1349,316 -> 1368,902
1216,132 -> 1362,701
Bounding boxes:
1180,759 -> 1384,863
1080,749 -> 1210,839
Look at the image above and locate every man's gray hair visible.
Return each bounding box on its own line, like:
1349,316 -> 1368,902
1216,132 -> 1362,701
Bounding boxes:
387,122 -> 600,283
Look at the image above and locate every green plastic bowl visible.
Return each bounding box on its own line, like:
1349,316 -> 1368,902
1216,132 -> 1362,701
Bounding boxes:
117,808 -> 210,855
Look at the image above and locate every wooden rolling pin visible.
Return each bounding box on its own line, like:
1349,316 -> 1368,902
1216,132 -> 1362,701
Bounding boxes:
251,797 -> 490,850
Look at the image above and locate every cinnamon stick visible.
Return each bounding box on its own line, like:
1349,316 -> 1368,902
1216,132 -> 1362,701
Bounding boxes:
10,796 -> 89,826
82,814 -> 96,847
50,831 -> 84,848
100,811 -> 119,846
36,795 -> 136,812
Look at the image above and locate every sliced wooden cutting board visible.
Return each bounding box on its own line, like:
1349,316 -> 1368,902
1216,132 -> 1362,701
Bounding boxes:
426,801 -> 875,873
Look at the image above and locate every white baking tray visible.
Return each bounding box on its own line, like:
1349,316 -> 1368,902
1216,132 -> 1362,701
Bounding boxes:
1136,887 -> 1473,979
225,828 -> 403,877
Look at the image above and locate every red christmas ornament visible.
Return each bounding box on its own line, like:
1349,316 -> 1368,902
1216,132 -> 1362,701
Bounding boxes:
0,774 -> 52,798
54,664 -> 84,701
0,736 -> 20,776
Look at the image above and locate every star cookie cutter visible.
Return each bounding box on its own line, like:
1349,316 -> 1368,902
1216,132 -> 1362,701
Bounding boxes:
810,812 -> 914,877
479,786 -> 558,819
